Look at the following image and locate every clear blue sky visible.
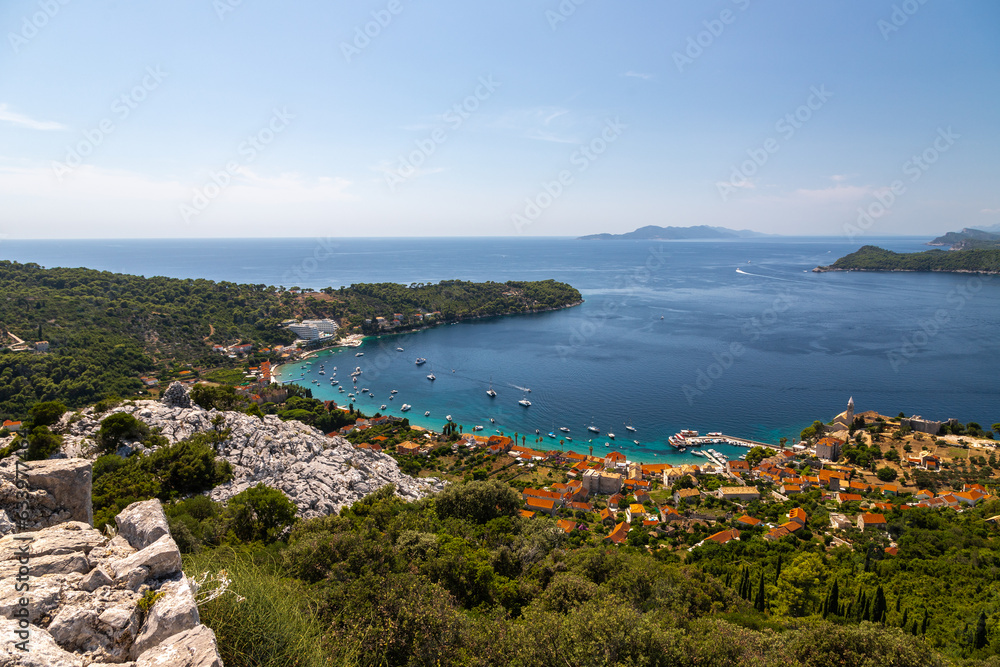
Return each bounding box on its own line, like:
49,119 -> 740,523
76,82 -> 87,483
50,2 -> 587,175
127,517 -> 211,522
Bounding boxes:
1,0 -> 997,238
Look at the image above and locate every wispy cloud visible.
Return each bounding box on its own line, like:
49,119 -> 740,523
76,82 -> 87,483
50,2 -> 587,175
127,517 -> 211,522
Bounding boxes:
0,104 -> 67,131
981,208 -> 1000,214
622,71 -> 654,80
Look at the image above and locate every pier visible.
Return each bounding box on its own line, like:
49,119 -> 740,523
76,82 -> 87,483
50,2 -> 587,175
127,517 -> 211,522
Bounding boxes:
684,435 -> 779,449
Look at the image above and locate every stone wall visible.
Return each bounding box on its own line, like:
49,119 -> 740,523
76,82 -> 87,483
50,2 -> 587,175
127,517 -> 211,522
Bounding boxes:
0,498 -> 223,666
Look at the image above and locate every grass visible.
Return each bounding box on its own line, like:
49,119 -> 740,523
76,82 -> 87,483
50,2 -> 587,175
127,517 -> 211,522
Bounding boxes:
183,546 -> 332,667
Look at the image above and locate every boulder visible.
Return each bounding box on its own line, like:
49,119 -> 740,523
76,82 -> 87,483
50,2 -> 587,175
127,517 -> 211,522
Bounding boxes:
110,534 -> 182,580
0,522 -> 104,561
17,458 -> 93,527
161,382 -> 192,409
80,566 -> 114,592
135,625 -> 223,667
130,575 -> 200,658
0,552 -> 90,579
115,500 -> 171,550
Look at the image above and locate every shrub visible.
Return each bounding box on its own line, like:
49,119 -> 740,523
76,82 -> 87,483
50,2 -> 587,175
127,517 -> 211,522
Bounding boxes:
96,412 -> 149,454
227,484 -> 298,543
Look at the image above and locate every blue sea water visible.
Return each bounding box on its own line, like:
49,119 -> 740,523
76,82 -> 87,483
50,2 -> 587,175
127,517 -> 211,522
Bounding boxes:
2,236 -> 998,464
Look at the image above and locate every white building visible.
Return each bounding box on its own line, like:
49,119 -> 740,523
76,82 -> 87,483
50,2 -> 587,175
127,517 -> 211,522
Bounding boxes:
286,319 -> 338,340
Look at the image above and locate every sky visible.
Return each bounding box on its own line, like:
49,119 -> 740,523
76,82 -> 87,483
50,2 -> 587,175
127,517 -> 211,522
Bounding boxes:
0,0 -> 998,239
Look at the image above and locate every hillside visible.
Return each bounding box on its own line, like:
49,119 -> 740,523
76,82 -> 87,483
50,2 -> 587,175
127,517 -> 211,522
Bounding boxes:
928,228 -> 1000,250
579,224 -> 768,240
0,261 -> 580,419
814,245 -> 1000,274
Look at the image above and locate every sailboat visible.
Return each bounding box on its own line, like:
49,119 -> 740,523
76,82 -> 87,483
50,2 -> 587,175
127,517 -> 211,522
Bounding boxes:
487,377 -> 497,398
587,418 -> 600,434
624,418 -> 636,433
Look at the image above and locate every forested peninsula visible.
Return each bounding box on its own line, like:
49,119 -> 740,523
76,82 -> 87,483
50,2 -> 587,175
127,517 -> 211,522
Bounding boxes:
814,246 -> 1000,274
0,260 -> 580,420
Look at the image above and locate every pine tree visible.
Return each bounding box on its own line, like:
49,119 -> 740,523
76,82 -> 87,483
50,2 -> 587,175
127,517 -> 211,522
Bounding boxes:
974,611 -> 988,650
755,571 -> 766,613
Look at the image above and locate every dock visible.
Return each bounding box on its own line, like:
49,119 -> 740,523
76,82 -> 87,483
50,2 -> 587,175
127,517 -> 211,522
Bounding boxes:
684,435 -> 777,449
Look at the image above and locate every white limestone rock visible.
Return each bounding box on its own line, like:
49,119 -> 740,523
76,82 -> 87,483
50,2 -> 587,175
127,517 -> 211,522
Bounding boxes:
110,535 -> 182,581
135,625 -> 223,667
115,499 -> 171,550
0,619 -> 83,667
130,575 -> 200,659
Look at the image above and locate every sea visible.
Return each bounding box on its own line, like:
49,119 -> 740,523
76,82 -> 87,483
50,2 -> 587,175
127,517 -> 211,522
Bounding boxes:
3,236 -> 998,464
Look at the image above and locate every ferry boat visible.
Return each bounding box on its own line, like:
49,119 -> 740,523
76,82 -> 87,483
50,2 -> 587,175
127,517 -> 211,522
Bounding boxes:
415,358 -> 427,365
400,404 -> 411,412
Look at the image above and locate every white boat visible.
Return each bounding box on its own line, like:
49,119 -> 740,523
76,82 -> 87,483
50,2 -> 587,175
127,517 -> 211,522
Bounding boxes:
446,414 -> 452,421
625,424 -> 636,432
318,371 -> 325,375
559,427 -> 570,433
391,389 -> 398,394
548,432 -> 556,439
424,411 -> 430,416
487,377 -> 497,398
415,358 -> 426,365
473,425 -> 484,431
427,373 -> 436,381
608,433 -> 615,440
361,388 -> 369,393
518,398 -> 531,407
604,442 -> 610,448
356,352 -> 364,357
633,440 -> 640,446
400,404 -> 411,412
707,432 -> 723,437
338,387 -> 345,393
381,405 -> 387,410
691,450 -> 705,457
397,347 -> 404,352
348,393 -> 355,398
490,418 -> 495,423
588,425 -> 600,434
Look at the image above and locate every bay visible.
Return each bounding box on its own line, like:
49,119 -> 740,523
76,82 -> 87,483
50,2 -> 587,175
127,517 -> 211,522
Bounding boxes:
2,236 -> 997,464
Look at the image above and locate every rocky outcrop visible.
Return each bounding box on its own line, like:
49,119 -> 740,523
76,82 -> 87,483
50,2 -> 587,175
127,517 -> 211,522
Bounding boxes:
0,499 -> 223,666
160,381 -> 192,409
0,458 -> 93,532
56,386 -> 444,519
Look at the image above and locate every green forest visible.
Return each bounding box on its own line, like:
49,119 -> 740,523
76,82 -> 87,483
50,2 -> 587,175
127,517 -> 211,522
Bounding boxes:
819,246 -> 1000,273
0,261 -> 579,420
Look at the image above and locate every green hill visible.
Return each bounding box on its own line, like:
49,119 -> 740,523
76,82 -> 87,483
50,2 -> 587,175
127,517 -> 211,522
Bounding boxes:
0,261 -> 580,420
815,246 -> 1000,274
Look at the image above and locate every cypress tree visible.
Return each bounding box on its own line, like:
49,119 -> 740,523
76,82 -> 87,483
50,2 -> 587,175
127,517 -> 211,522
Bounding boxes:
725,571 -> 732,588
755,571 -> 766,613
775,554 -> 782,584
921,609 -> 929,635
974,611 -> 988,650
896,596 -> 901,613
827,579 -> 840,617
871,585 -> 887,625
901,608 -> 909,630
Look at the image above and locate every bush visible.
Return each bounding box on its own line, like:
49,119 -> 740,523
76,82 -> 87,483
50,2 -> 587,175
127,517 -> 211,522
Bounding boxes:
23,426 -> 62,461
28,400 -> 67,428
433,479 -> 521,524
96,412 -> 149,453
227,484 -> 298,543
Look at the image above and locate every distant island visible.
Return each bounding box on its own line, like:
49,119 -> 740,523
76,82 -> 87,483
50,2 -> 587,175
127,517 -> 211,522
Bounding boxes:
579,225 -> 770,241
814,245 -> 1000,274
927,227 -> 1000,250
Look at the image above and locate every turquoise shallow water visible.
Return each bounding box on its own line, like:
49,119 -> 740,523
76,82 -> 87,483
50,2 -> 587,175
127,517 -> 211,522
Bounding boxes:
4,236 -> 998,465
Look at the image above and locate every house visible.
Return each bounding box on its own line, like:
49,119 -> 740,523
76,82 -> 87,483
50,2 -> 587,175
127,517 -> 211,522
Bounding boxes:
525,497 -> 557,516
703,529 -> 740,546
2,420 -> 22,433
604,451 -> 627,469
788,507 -> 807,527
881,484 -> 899,497
605,521 -> 631,545
626,503 -> 646,523
598,508 -> 615,524
556,519 -> 577,534
835,492 -> 863,504
518,510 -> 536,519
736,515 -> 761,528
780,483 -> 802,496
523,488 -> 563,506
659,505 -> 683,522
566,501 -> 593,512
953,491 -> 984,507
727,460 -> 751,475
914,489 -> 934,501
607,493 -> 625,510
858,513 -> 887,531
764,525 -> 791,541
396,441 -> 421,455
829,513 -> 852,530
815,436 -> 844,462
674,488 -> 701,505
716,486 -> 760,502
